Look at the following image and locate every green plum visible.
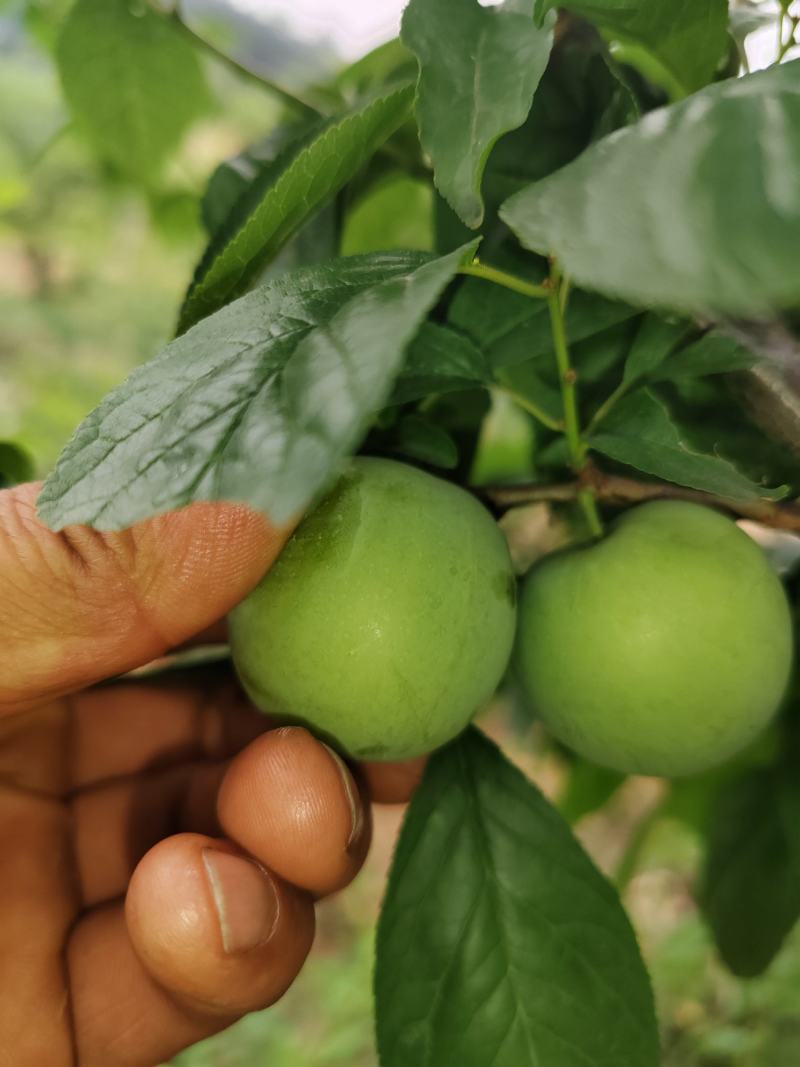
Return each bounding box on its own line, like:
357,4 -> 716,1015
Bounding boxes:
516,501 -> 793,777
229,457 -> 516,761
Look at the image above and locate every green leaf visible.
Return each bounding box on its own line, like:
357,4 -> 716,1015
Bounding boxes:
375,728 -> 659,1067
450,271 -> 635,371
536,0 -> 728,96
202,125 -> 340,280
589,389 -> 787,500
558,759 -> 626,825
178,84 -> 414,333
341,172 -> 433,255
38,245 -> 476,531
200,116 -> 327,239
495,359 -> 563,426
402,0 -> 554,228
662,376 -> 800,495
574,319 -> 641,386
653,331 -> 757,382
0,442 -> 35,488
56,0 -> 210,183
485,32 -> 639,211
700,766 -> 800,977
24,0 -> 74,52
622,315 -> 690,385
334,38 -> 418,103
391,322 -> 491,404
502,61 -> 800,318
391,414 -> 459,469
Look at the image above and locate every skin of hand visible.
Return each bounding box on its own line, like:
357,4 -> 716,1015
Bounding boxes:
0,483 -> 425,1067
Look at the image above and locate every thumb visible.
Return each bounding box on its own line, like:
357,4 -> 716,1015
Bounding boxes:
0,483 -> 288,715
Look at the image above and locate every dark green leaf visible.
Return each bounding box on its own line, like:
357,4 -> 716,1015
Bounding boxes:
537,0 -> 728,95
375,728 -> 659,1067
200,117 -> 327,239
573,319 -> 642,387
502,62 -> 800,317
485,32 -> 639,211
202,129 -> 340,279
178,84 -> 414,333
391,414 -> 459,469
402,0 -> 554,228
700,766 -> 800,977
0,442 -> 35,488
558,759 -> 626,824
202,152 -> 262,238
589,389 -> 787,500
38,245 -> 476,531
56,0 -> 210,183
391,322 -> 491,404
623,315 -> 690,384
495,360 -> 563,425
661,376 -> 800,494
653,331 -> 757,382
450,271 -> 635,371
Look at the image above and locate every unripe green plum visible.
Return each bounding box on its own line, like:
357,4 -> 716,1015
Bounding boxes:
230,457 -> 516,761
516,501 -> 793,777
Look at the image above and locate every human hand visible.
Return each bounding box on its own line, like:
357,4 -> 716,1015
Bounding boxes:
0,484 -> 424,1066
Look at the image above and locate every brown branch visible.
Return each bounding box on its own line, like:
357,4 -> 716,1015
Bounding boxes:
483,465 -> 800,534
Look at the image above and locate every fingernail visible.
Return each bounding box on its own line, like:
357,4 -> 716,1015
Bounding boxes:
322,743 -> 364,849
202,849 -> 279,954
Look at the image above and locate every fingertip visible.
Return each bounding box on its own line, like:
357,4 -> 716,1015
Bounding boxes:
126,833 -> 314,1017
217,727 -> 371,898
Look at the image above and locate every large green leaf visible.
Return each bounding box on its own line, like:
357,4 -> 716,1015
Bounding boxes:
178,84 -> 414,333
38,245 -> 475,531
502,61 -> 800,318
589,389 -> 787,500
700,766 -> 800,977
56,0 -> 210,183
375,728 -> 659,1067
536,0 -> 728,96
402,0 -> 554,229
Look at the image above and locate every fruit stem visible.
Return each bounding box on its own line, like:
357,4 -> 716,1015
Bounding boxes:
546,262 -> 604,538
498,387 -> 565,434
458,262 -> 550,301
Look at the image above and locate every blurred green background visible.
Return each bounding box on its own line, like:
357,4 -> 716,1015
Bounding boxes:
2,2 -> 800,1064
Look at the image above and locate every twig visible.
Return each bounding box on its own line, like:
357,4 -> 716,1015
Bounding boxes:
458,262 -> 550,301
483,464 -> 800,534
157,4 -> 326,116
